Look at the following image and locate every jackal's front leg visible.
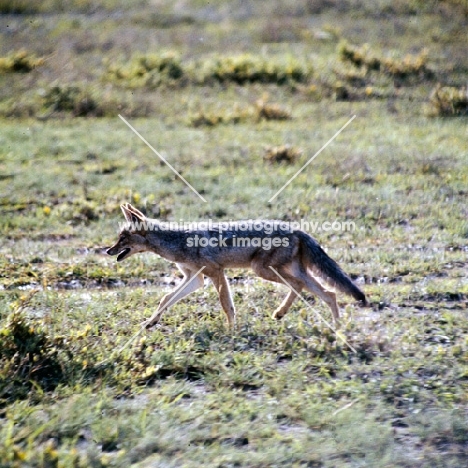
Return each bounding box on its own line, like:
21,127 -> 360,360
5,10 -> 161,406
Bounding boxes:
210,271 -> 236,327
144,270 -> 204,328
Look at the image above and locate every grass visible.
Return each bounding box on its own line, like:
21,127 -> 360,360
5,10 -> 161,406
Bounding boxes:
0,1 -> 467,466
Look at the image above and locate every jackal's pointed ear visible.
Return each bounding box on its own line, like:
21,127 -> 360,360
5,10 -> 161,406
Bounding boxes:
120,203 -> 132,223
120,203 -> 146,225
126,203 -> 147,220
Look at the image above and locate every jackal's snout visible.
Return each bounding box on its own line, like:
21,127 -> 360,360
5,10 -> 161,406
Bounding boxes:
106,241 -> 131,262
106,245 -> 117,256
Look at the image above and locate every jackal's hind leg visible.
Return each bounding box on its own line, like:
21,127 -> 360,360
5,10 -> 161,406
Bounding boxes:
251,262 -> 304,320
302,274 -> 340,324
272,287 -> 303,320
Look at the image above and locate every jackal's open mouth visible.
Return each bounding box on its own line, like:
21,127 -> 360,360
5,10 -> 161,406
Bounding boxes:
116,248 -> 131,261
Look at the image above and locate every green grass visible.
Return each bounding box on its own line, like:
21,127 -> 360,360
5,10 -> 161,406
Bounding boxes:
0,1 -> 467,466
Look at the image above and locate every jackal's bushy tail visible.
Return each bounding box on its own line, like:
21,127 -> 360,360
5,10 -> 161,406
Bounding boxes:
298,231 -> 366,303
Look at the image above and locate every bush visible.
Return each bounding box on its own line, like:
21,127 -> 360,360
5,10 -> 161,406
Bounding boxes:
187,99 -> 292,127
197,54 -> 311,85
0,312 -> 70,403
438,0 -> 468,14
0,50 -> 44,74
255,98 -> 292,120
428,85 -> 468,117
130,11 -> 196,28
106,52 -> 184,88
41,85 -> 102,116
338,41 -> 431,80
107,52 -> 312,88
188,107 -> 249,127
0,98 -> 38,118
38,84 -> 153,118
0,0 -> 40,13
263,145 -> 302,164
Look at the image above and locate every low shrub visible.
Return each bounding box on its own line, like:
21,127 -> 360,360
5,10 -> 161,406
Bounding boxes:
0,50 -> 44,73
187,98 -> 292,127
130,12 -> 196,28
428,85 -> 468,117
41,85 -> 102,116
255,98 -> 292,120
263,145 -> 302,164
0,98 -> 38,118
107,53 -> 312,88
338,41 -> 431,80
106,52 -> 184,88
197,53 -> 311,85
188,106 -> 250,127
37,84 -> 152,118
0,312 -> 71,403
0,0 -> 40,13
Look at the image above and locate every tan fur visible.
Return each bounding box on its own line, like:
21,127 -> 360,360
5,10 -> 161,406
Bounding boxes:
107,203 -> 366,328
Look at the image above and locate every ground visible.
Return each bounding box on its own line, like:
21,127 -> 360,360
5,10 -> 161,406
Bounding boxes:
0,1 -> 467,467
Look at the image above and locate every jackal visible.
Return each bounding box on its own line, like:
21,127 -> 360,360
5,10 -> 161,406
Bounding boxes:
107,203 -> 366,328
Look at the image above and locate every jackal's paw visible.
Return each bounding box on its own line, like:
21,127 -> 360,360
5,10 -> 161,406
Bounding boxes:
272,309 -> 285,321
142,317 -> 160,329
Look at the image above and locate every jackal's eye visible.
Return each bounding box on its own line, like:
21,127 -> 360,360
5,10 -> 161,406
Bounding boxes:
119,230 -> 131,239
